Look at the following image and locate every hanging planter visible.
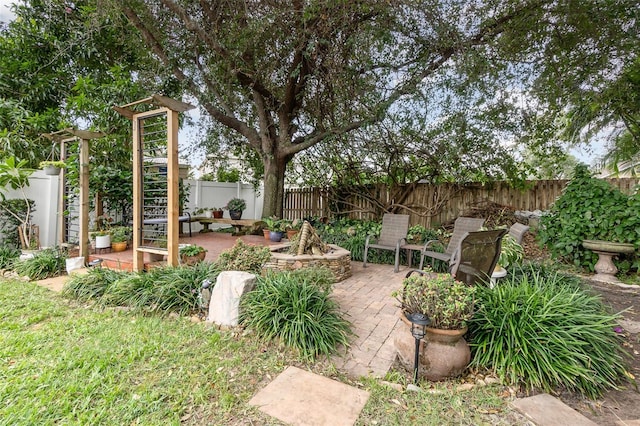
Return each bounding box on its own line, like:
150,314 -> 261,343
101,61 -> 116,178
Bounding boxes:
39,161 -> 66,176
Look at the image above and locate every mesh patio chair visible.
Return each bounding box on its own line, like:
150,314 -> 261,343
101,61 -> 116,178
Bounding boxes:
508,222 -> 530,245
363,213 -> 410,273
450,228 -> 508,286
419,217 -> 485,270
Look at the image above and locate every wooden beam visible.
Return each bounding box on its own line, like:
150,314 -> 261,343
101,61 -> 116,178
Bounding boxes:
166,109 -> 180,267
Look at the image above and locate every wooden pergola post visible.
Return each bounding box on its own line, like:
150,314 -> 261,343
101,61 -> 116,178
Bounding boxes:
114,95 -> 194,272
44,128 -> 104,262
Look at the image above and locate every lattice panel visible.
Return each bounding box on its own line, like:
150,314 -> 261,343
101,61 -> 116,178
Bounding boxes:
138,112 -> 169,250
62,141 -> 80,245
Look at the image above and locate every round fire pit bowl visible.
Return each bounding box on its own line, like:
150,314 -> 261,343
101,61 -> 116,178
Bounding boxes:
263,243 -> 352,282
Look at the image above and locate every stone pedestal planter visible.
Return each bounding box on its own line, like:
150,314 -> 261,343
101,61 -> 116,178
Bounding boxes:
582,239 -> 635,283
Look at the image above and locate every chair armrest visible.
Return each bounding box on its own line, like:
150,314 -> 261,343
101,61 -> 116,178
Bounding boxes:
405,269 -> 429,279
422,239 -> 440,251
396,237 -> 407,249
365,235 -> 376,245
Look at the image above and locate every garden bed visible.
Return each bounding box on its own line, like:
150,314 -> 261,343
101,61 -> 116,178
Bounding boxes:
263,243 -> 352,282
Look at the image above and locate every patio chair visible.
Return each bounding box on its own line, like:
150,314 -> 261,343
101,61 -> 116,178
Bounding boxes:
418,217 -> 485,270
508,222 -> 530,245
363,213 -> 410,273
450,228 -> 508,286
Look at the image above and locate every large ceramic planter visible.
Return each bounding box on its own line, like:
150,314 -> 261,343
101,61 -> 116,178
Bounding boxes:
582,239 -> 636,283
95,234 -> 111,249
229,210 -> 242,220
394,313 -> 471,381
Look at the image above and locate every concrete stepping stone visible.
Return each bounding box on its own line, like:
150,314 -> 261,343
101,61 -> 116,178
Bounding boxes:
512,393 -> 598,426
249,366 -> 370,426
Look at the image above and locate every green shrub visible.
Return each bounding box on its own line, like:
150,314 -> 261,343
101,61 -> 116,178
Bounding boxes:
538,164 -> 640,270
240,270 -> 352,360
469,264 -> 630,398
62,267 -> 128,301
13,248 -> 66,280
0,246 -> 20,269
216,239 -> 271,273
63,262 -> 220,315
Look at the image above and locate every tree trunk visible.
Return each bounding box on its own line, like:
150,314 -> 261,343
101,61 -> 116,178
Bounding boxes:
262,154 -> 291,218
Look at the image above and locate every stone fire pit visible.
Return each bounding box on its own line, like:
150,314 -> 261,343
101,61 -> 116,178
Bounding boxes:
263,243 -> 352,282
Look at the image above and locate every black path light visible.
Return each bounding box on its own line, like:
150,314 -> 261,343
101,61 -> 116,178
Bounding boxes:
405,311 -> 431,384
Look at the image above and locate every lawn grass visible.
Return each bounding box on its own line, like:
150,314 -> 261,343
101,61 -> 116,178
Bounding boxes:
1,278 -> 524,425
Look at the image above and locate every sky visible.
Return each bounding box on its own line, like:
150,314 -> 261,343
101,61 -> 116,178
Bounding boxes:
0,0 -> 14,24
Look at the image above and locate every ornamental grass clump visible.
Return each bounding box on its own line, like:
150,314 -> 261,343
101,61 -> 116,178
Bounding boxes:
13,248 -> 66,280
63,262 -> 220,315
240,269 -> 351,360
395,270 -> 476,330
469,264 -> 630,399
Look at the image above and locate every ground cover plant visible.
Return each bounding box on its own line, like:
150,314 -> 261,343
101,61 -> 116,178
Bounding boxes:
13,248 -> 66,280
240,268 -> 351,360
469,264 -> 631,399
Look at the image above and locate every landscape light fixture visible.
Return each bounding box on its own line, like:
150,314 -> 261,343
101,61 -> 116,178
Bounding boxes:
405,312 -> 431,384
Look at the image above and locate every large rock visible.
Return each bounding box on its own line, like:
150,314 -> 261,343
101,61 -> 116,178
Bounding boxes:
207,271 -> 256,326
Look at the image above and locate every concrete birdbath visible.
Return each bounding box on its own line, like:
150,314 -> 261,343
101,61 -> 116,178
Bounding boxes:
582,239 -> 635,283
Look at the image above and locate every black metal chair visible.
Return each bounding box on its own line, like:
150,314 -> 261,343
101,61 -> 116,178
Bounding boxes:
449,229 -> 508,286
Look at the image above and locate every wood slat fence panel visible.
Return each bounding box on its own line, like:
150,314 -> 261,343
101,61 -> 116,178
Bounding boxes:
284,179 -> 640,227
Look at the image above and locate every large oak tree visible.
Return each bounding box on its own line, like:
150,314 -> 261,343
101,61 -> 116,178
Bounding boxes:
115,0 -> 576,217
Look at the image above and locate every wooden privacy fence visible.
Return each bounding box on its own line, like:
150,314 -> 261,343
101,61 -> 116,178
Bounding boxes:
283,179 -> 640,228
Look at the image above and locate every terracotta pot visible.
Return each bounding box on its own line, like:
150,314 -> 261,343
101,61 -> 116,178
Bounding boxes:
263,229 -> 271,240
212,210 -> 223,219
111,241 -> 127,252
287,230 -> 299,240
180,251 -> 206,266
394,313 -> 470,381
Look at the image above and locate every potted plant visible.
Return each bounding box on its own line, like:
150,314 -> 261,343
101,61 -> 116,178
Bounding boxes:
263,216 -> 288,242
393,269 -> 476,381
286,218 -> 302,239
225,198 -> 246,220
110,226 -> 131,252
92,214 -> 113,249
179,244 -> 207,265
193,207 -> 212,218
211,207 -> 223,219
39,160 -> 67,176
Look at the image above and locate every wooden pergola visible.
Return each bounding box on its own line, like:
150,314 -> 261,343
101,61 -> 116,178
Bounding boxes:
114,94 -> 195,271
43,128 -> 105,261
